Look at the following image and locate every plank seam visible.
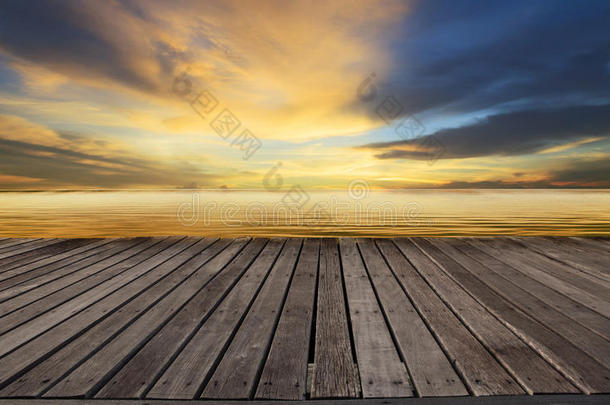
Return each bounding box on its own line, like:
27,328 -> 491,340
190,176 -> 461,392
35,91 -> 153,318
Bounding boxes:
0,237 -> 191,389
191,239 -> 287,399
82,238 -> 251,399
136,238 -> 267,399
248,239 -> 304,400
31,237 -> 224,398
410,238 -> 585,394
0,238 -> 151,319
336,239 -> 362,397
355,239 -> 417,397
384,239 -> 474,396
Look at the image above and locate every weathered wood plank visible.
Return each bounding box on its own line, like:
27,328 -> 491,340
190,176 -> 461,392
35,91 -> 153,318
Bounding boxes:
0,238 -> 233,397
0,239 -> 119,287
382,238 -> 522,396
0,238 -> 146,306
311,238 -> 360,399
94,238 -> 268,398
569,237 -> 610,253
0,237 -> 189,362
0,239 -> 99,275
414,239 -> 585,391
445,238 -> 610,341
0,239 -> 43,254
0,238 -> 161,334
44,238 -> 255,398
362,238 -> 468,397
403,238 -> 574,395
0,238 -> 35,249
511,237 -> 610,280
467,238 -> 610,319
147,239 -> 285,399
428,238 -> 610,370
495,238 -> 610,301
2,394 -> 610,405
0,239 -> 61,261
415,238 -> 610,394
255,239 -> 320,400
339,238 -> 413,398
201,239 -> 301,399
0,236 -> 607,401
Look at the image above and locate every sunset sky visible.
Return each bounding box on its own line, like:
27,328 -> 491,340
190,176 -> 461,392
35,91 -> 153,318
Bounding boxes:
0,0 -> 609,190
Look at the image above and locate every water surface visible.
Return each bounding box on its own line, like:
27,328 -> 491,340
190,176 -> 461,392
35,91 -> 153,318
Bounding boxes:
0,190 -> 608,237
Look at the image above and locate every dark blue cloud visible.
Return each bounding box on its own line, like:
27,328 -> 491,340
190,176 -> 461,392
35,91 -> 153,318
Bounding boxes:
359,104 -> 610,160
382,0 -> 610,115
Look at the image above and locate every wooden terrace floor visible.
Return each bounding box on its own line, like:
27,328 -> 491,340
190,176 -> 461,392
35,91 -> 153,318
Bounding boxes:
0,236 -> 608,404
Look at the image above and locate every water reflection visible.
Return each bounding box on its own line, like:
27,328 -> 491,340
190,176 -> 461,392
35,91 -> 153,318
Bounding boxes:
0,190 -> 608,237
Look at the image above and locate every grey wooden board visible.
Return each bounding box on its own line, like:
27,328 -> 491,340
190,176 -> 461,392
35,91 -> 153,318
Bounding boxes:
201,239 -> 302,399
0,239 -> 232,397
0,239 -> 37,249
428,238 -> 610,363
0,238 -> 147,307
0,239 -> 96,271
0,238 -> 120,288
0,239 -> 61,261
0,238 -> 161,335
511,237 -> 610,280
467,238 -> 610,319
0,237 -> 189,385
569,237 -> 610,253
95,238 -> 267,398
2,394 -> 610,405
416,238 -> 610,394
388,238 -> 522,396
492,239 -> 610,303
0,237 -> 608,401
364,238 -> 468,397
339,238 -> 413,398
43,238 -> 247,397
446,238 -> 610,341
0,237 -> 190,359
147,239 -> 285,399
255,239 -> 320,400
411,238 -> 578,393
0,239 -> 43,255
311,238 -> 360,399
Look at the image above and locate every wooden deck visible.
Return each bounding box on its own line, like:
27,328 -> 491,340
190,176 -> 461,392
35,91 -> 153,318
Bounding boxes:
0,236 -> 608,404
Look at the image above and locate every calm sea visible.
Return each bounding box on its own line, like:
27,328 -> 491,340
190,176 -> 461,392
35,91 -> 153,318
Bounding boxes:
0,190 -> 608,238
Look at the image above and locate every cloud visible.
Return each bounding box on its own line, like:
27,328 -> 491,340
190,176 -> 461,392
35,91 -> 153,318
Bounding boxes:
357,104 -> 610,160
0,114 -> 228,188
0,0 -> 411,141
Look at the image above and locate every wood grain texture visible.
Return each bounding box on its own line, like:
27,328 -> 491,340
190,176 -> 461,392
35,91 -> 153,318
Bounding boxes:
255,239 -> 320,400
366,239 -> 468,397
0,237 -> 189,385
95,238 -> 268,398
0,238 -> 161,336
510,237 -> 610,281
445,238 -> 610,341
44,237 -> 237,397
467,238 -> 610,319
0,237 -> 607,401
422,238 -> 610,394
390,238 -> 523,396
0,238 -> 231,397
339,238 -> 413,398
0,239 -> 97,273
147,239 -> 285,399
311,238 -> 360,399
201,239 -> 302,399
411,238 -> 577,394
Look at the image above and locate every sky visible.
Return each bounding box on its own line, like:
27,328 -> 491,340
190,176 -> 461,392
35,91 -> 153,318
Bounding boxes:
0,0 -> 609,190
